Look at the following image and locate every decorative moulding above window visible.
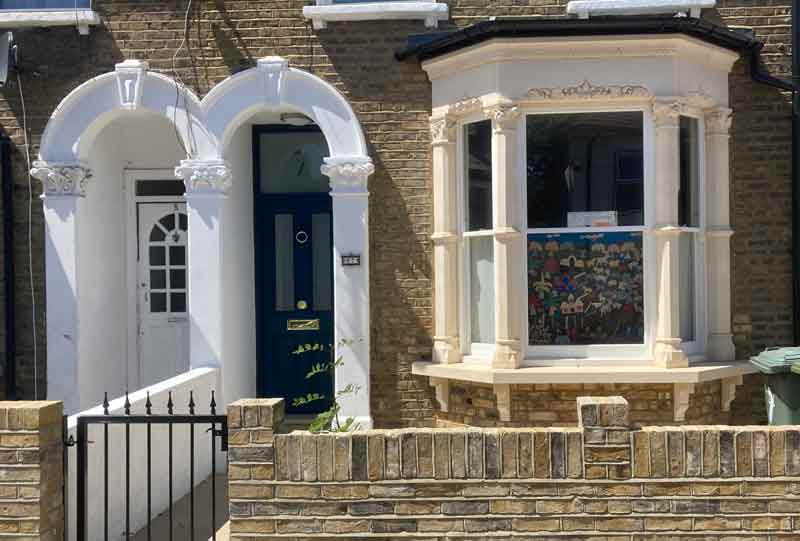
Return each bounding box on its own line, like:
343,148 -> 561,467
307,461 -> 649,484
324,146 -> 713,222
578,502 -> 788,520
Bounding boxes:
525,79 -> 652,102
566,0 -> 715,19
303,1 -> 449,30
0,9 -> 100,34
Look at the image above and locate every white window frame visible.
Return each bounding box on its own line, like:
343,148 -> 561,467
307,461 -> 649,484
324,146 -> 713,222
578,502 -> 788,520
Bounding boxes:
519,104 -> 658,365
303,0 -> 448,30
675,111 -> 708,360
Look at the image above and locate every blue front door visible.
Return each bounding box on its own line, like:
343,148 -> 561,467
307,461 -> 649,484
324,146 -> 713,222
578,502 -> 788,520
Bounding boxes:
253,125 -> 334,414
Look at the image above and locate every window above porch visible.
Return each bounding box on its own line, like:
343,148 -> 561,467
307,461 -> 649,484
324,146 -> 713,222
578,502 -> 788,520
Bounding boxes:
0,0 -> 99,34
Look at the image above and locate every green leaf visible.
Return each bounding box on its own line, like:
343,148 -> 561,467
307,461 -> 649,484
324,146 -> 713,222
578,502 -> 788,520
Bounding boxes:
309,409 -> 336,433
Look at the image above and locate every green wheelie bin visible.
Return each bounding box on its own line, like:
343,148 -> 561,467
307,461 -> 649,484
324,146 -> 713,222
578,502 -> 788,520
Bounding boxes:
750,347 -> 800,425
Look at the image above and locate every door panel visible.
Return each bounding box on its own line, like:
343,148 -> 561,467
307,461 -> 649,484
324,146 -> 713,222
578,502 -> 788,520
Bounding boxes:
256,194 -> 334,414
137,202 -> 190,389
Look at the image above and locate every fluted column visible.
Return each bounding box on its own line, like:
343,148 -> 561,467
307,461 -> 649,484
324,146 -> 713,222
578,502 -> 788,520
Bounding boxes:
31,161 -> 92,413
487,105 -> 524,369
321,157 -> 374,429
704,107 -> 736,361
430,115 -> 461,365
174,159 -> 231,380
652,101 -> 688,368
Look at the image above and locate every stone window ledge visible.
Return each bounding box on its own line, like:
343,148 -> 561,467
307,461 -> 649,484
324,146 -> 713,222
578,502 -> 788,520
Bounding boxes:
413,360 -> 757,423
303,2 -> 448,30
0,9 -> 100,34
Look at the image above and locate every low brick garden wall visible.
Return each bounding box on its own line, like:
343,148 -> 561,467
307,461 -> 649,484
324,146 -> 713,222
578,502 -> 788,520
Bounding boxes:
228,397 -> 800,540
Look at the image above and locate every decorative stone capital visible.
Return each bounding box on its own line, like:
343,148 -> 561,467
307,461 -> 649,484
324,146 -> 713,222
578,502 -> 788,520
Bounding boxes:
321,157 -> 374,195
174,159 -> 232,196
652,100 -> 683,127
31,161 -> 92,197
485,104 -> 520,132
430,116 -> 457,146
705,107 -> 732,135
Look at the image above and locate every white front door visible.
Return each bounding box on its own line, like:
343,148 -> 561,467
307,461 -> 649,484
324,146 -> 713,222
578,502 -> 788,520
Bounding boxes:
137,202 -> 190,388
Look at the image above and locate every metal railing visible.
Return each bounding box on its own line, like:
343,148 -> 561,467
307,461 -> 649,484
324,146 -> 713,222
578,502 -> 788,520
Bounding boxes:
73,390 -> 228,541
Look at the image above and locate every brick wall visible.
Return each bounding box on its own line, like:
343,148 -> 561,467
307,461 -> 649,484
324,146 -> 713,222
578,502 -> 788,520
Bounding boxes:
0,0 -> 792,424
0,400 -> 64,540
228,397 -> 800,539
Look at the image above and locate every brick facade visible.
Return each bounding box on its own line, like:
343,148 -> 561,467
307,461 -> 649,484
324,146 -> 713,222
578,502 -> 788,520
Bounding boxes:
0,400 -> 64,540
0,1 -> 792,426
228,397 -> 800,539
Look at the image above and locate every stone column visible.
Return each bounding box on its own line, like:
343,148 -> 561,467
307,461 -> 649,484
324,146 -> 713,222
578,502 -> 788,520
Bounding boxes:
430,115 -> 461,365
704,107 -> 736,361
31,162 -> 92,413
651,101 -> 688,368
487,105 -> 524,369
321,157 -> 374,429
174,160 -> 231,381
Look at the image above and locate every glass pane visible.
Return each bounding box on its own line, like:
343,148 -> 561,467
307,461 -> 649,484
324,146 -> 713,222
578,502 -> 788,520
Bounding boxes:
149,226 -> 166,242
527,231 -> 644,345
160,214 -> 176,231
312,213 -> 332,311
469,236 -> 494,344
149,246 -> 166,266
259,128 -> 331,193
150,270 -> 166,290
169,246 -> 185,266
179,213 -> 188,231
170,293 -> 187,313
465,120 -> 493,231
170,269 -> 186,289
275,214 -> 295,311
135,180 -> 185,197
151,293 -> 167,313
527,112 -> 644,228
679,232 -> 696,342
679,116 -> 700,228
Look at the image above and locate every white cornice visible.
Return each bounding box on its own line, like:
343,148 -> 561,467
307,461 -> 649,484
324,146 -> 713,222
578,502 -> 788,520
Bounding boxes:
421,35 -> 740,81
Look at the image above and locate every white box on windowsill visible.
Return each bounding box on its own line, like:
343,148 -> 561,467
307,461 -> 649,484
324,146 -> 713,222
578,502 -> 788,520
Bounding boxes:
567,211 -> 618,228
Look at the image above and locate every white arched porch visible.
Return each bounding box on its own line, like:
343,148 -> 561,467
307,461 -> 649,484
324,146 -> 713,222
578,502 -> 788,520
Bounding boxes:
33,57 -> 374,426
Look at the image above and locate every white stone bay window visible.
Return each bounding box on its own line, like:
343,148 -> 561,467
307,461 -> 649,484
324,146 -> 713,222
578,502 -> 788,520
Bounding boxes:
413,34 -> 753,421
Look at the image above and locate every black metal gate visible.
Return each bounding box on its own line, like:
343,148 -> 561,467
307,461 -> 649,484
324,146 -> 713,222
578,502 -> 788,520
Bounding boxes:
72,391 -> 228,541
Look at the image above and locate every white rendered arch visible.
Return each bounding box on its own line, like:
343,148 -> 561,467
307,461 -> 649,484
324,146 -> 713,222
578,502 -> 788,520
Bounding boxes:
35,56 -> 374,425
38,59 -> 216,164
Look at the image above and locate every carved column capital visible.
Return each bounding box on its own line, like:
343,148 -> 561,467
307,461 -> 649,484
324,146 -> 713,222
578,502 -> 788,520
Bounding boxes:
321,157 -> 375,195
430,115 -> 457,146
31,161 -> 92,198
652,100 -> 683,127
174,159 -> 232,196
485,104 -> 520,132
705,107 -> 733,136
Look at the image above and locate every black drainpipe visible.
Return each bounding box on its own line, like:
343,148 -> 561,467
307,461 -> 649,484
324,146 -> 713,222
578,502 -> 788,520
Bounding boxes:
1,135 -> 15,399
793,0 -> 800,345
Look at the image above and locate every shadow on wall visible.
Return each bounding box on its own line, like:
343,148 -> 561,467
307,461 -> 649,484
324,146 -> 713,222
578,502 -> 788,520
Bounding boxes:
212,0 -> 257,77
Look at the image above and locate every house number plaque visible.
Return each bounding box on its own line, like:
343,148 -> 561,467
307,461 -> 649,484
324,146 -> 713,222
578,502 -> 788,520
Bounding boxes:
341,254 -> 361,266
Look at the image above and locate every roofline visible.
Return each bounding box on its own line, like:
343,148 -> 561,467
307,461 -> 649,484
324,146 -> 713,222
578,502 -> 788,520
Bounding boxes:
395,16 -> 758,62
396,16 -> 794,91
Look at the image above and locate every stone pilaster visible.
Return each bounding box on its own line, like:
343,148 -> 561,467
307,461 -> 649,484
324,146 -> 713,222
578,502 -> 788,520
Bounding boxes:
321,157 -> 375,429
487,105 -> 524,369
652,101 -> 688,368
31,162 -> 92,413
430,115 -> 461,365
704,107 -> 736,361
174,160 -> 231,378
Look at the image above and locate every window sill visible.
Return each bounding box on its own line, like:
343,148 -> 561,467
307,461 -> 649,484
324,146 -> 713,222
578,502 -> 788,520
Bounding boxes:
566,0 -> 715,19
303,2 -> 448,30
413,360 -> 757,422
0,9 -> 100,34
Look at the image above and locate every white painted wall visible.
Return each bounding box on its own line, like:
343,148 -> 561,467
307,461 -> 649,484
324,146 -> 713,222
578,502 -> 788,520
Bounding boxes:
76,112 -> 185,412
219,119 -> 261,405
66,367 -> 222,541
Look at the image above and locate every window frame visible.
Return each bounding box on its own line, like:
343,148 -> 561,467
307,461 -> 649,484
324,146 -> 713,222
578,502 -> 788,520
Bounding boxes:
675,111 -> 708,359
457,112 -> 497,361
519,104 -> 658,365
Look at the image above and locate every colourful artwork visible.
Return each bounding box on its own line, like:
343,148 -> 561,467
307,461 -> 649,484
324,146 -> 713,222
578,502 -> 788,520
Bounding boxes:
527,231 -> 644,345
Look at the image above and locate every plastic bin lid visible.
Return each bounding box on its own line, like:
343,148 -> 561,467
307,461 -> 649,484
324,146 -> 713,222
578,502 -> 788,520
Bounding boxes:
750,347 -> 800,374
792,360 -> 800,376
